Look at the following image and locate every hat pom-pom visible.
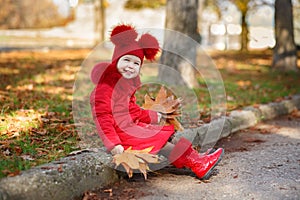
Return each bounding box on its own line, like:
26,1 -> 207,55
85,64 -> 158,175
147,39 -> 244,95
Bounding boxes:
138,33 -> 160,61
110,24 -> 138,46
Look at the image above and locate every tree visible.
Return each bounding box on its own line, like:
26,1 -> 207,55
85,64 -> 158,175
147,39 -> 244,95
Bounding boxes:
272,0 -> 298,72
94,0 -> 106,43
200,0 -> 250,51
232,0 -> 250,51
204,0 -> 273,51
199,0 -> 249,51
158,0 -> 200,88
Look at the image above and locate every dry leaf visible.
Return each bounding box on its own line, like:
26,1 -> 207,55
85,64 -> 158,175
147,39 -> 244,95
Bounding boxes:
166,118 -> 184,132
120,162 -> 133,178
114,150 -> 140,169
290,109 -> 300,118
113,146 -> 160,179
142,86 -> 184,131
139,162 -> 149,180
57,164 -> 63,173
103,189 -> 113,197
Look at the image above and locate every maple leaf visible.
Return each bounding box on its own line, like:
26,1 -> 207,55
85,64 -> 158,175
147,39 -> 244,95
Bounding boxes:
142,86 -> 184,131
112,146 -> 160,179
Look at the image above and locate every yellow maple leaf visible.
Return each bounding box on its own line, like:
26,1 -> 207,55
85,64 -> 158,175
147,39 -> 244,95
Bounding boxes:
142,86 -> 184,131
113,146 -> 160,179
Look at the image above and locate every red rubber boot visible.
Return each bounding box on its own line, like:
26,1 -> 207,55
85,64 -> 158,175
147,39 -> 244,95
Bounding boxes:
169,138 -> 224,180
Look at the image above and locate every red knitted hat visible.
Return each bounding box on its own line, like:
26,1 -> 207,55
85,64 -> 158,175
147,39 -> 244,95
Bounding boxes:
110,24 -> 160,63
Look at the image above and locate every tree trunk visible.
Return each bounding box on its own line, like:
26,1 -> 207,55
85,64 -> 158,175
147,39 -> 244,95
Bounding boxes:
240,12 -> 249,52
233,0 -> 249,52
158,0 -> 200,88
272,0 -> 298,72
94,0 -> 106,44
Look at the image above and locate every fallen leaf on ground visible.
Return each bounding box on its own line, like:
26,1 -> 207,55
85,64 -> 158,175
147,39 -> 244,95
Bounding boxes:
103,189 -> 113,197
57,164 -> 63,173
290,109 -> 300,118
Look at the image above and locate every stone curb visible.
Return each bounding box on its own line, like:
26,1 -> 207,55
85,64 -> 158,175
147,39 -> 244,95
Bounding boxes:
0,150 -> 118,200
0,95 -> 299,200
176,94 -> 300,147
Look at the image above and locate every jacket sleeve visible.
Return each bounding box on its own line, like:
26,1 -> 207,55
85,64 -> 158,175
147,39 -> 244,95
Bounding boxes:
130,96 -> 159,124
90,83 -> 121,151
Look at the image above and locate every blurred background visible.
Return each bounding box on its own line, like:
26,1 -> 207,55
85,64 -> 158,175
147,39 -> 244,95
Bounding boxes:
0,0 -> 299,51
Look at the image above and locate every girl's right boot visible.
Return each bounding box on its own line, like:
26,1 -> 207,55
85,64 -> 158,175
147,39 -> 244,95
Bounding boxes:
169,138 -> 224,180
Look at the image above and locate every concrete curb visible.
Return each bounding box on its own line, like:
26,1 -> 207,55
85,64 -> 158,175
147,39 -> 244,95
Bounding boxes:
0,150 -> 118,200
0,95 -> 299,200
176,95 -> 300,147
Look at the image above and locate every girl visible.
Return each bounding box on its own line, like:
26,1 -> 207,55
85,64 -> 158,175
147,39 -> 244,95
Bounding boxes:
90,24 -> 224,179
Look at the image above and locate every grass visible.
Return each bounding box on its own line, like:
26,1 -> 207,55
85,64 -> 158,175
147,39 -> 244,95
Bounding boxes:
210,50 -> 300,110
222,70 -> 299,109
0,48 -> 299,178
0,49 -> 89,178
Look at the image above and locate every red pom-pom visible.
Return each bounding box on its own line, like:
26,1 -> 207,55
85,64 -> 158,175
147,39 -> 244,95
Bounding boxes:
138,33 -> 160,61
110,24 -> 138,46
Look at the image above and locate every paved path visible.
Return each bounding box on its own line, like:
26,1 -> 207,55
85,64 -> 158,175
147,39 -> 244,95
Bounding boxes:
83,113 -> 300,200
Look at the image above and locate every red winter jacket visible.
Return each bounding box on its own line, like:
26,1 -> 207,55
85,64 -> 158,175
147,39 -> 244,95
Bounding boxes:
90,63 -> 174,154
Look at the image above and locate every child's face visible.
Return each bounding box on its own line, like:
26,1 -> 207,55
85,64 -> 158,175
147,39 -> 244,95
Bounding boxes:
117,55 -> 141,79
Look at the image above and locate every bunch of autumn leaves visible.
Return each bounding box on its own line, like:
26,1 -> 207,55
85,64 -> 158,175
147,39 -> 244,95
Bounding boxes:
113,86 -> 183,179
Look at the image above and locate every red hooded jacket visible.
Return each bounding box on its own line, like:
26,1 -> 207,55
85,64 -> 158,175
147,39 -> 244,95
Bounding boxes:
90,62 -> 175,154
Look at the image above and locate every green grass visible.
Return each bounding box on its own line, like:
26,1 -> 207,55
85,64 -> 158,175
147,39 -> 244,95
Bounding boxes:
220,68 -> 300,110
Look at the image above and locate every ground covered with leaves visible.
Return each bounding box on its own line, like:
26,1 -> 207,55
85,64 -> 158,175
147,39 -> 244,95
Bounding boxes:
0,49 -> 89,177
0,49 -> 299,178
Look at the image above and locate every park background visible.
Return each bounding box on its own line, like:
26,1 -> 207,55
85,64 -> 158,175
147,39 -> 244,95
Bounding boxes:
1,0 -> 300,50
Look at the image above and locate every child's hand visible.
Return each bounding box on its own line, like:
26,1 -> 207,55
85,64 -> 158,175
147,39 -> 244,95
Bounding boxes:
111,145 -> 124,155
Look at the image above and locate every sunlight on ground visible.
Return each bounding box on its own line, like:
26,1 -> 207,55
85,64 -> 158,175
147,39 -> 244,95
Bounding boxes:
33,65 -> 78,84
0,109 -> 42,138
0,68 -> 20,75
255,123 -> 300,140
